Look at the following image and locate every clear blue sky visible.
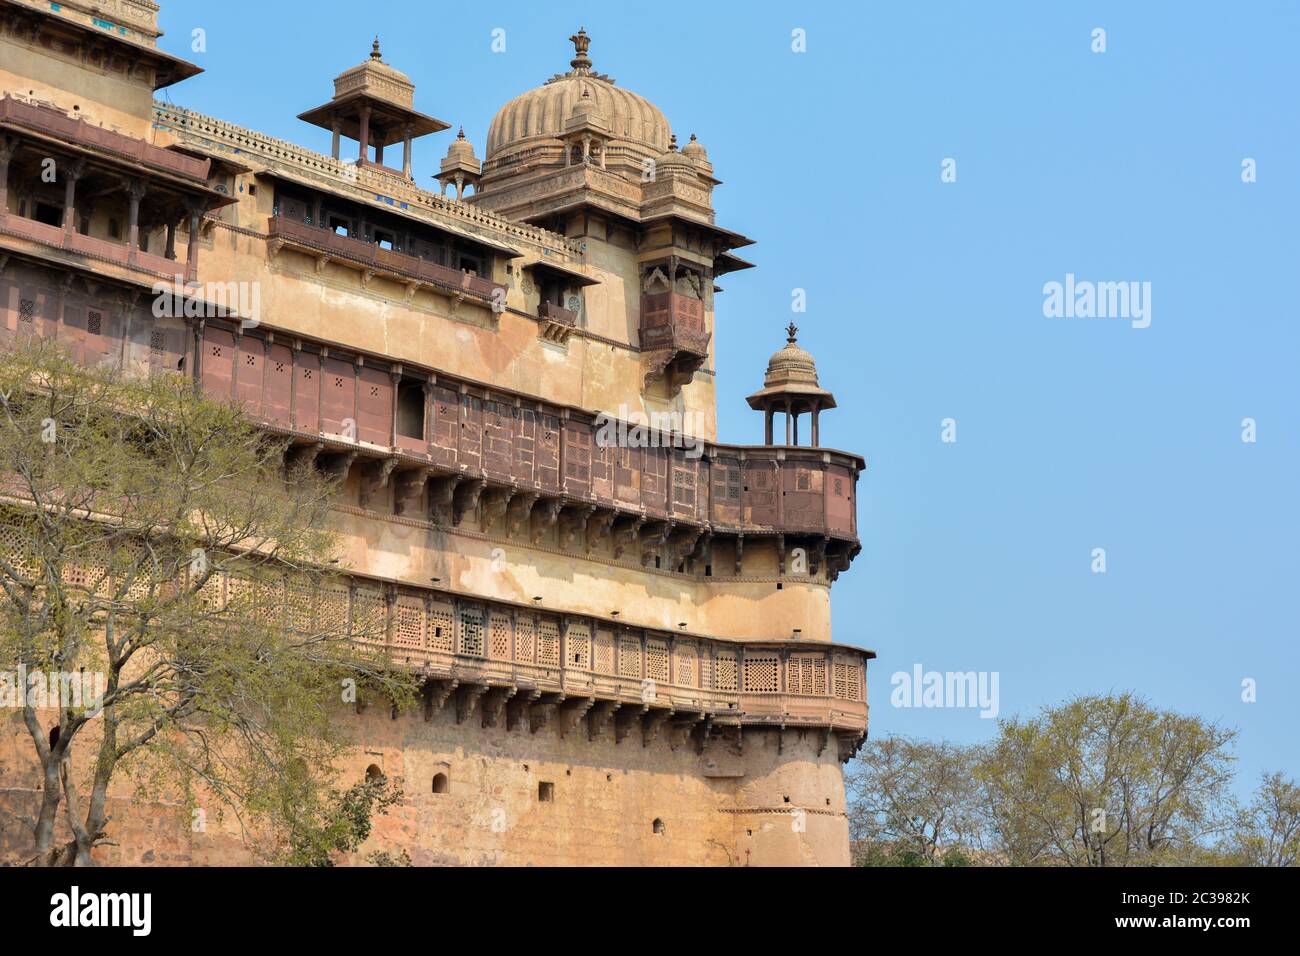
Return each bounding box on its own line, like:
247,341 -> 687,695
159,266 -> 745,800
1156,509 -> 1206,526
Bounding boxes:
157,1 -> 1299,793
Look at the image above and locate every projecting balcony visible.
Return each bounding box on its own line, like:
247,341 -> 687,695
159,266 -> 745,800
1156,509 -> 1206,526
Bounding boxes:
538,300 -> 578,343
640,290 -> 710,391
266,215 -> 506,305
0,96 -> 211,182
0,211 -> 189,281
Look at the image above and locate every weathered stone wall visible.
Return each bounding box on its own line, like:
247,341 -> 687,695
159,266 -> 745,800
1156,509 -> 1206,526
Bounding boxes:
0,704 -> 849,866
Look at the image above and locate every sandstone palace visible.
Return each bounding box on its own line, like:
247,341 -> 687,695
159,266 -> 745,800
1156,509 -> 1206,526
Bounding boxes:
0,0 -> 871,865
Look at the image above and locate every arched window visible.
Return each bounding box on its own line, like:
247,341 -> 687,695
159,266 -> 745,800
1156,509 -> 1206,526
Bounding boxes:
652,818 -> 665,835
365,764 -> 384,783
432,772 -> 449,794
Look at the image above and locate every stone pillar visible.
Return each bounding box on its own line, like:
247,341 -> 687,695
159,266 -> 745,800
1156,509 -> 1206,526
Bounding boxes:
61,161 -> 82,236
126,178 -> 147,261
784,401 -> 792,445
357,106 -> 371,163
402,124 -> 413,179
375,141 -> 384,166
331,118 -> 341,160
165,221 -> 176,260
811,407 -> 820,447
0,136 -> 16,216
185,205 -> 202,282
792,412 -> 799,447
764,408 -> 774,445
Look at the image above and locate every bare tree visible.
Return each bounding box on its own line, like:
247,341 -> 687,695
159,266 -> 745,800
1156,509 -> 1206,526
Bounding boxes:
847,736 -> 988,865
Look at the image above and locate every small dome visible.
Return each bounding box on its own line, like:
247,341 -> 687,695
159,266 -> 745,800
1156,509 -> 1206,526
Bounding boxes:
441,127 -> 481,175
747,323 -> 837,411
682,133 -> 708,163
485,29 -> 670,161
764,323 -> 820,388
657,133 -> 694,169
446,127 -> 477,161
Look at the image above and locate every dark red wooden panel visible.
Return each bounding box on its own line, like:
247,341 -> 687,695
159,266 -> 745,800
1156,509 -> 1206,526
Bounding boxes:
458,394 -> 482,472
670,449 -> 697,518
263,343 -> 293,427
563,419 -> 592,496
293,350 -> 321,433
782,462 -> 824,531
201,326 -> 235,402
825,464 -> 855,535
514,407 -> 536,484
320,356 -> 355,438
591,440 -> 613,503
236,335 -> 264,417
615,444 -> 640,507
356,365 -> 392,446
743,459 -> 779,527
535,413 -> 560,492
642,446 -> 668,516
430,385 -> 458,467
482,398 -> 513,478
710,456 -> 743,526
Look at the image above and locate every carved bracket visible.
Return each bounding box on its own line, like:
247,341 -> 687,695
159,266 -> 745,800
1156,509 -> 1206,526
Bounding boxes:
423,678 -> 458,721
640,520 -> 674,567
557,697 -> 595,738
452,478 -> 486,526
615,704 -> 648,745
505,492 -> 538,538
558,503 -> 595,551
481,487 -> 516,531
587,700 -> 621,741
613,515 -> 645,560
455,683 -> 489,725
428,474 -> 463,525
359,458 -> 398,509
585,509 -> 616,553
481,685 -> 517,728
506,689 -> 541,731
393,468 -> 430,516
530,497 -> 564,545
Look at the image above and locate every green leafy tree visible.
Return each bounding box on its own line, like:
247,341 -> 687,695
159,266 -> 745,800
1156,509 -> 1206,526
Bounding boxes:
0,341 -> 415,866
976,693 -> 1236,866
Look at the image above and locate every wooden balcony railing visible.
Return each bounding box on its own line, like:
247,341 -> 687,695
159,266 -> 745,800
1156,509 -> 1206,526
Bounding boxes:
0,96 -> 211,181
267,215 -> 505,304
204,567 -> 871,737
0,212 -> 184,280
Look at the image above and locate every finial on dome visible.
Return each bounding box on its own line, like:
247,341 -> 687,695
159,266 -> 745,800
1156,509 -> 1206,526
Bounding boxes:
457,126 -> 466,140
569,27 -> 593,72
668,133 -> 678,150
370,36 -> 382,61
786,321 -> 799,343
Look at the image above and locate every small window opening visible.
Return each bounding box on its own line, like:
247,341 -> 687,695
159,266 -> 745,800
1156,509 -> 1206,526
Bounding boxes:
34,202 -> 62,227
432,772 -> 449,794
365,764 -> 384,783
538,781 -> 555,802
652,818 -> 665,835
396,380 -> 425,440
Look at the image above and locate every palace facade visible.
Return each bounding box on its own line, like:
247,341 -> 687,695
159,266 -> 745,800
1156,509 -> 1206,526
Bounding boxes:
0,0 -> 871,866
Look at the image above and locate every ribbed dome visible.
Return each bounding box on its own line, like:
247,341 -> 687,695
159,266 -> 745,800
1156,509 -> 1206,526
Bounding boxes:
747,323 -> 837,412
763,324 -> 820,389
485,29 -> 670,160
